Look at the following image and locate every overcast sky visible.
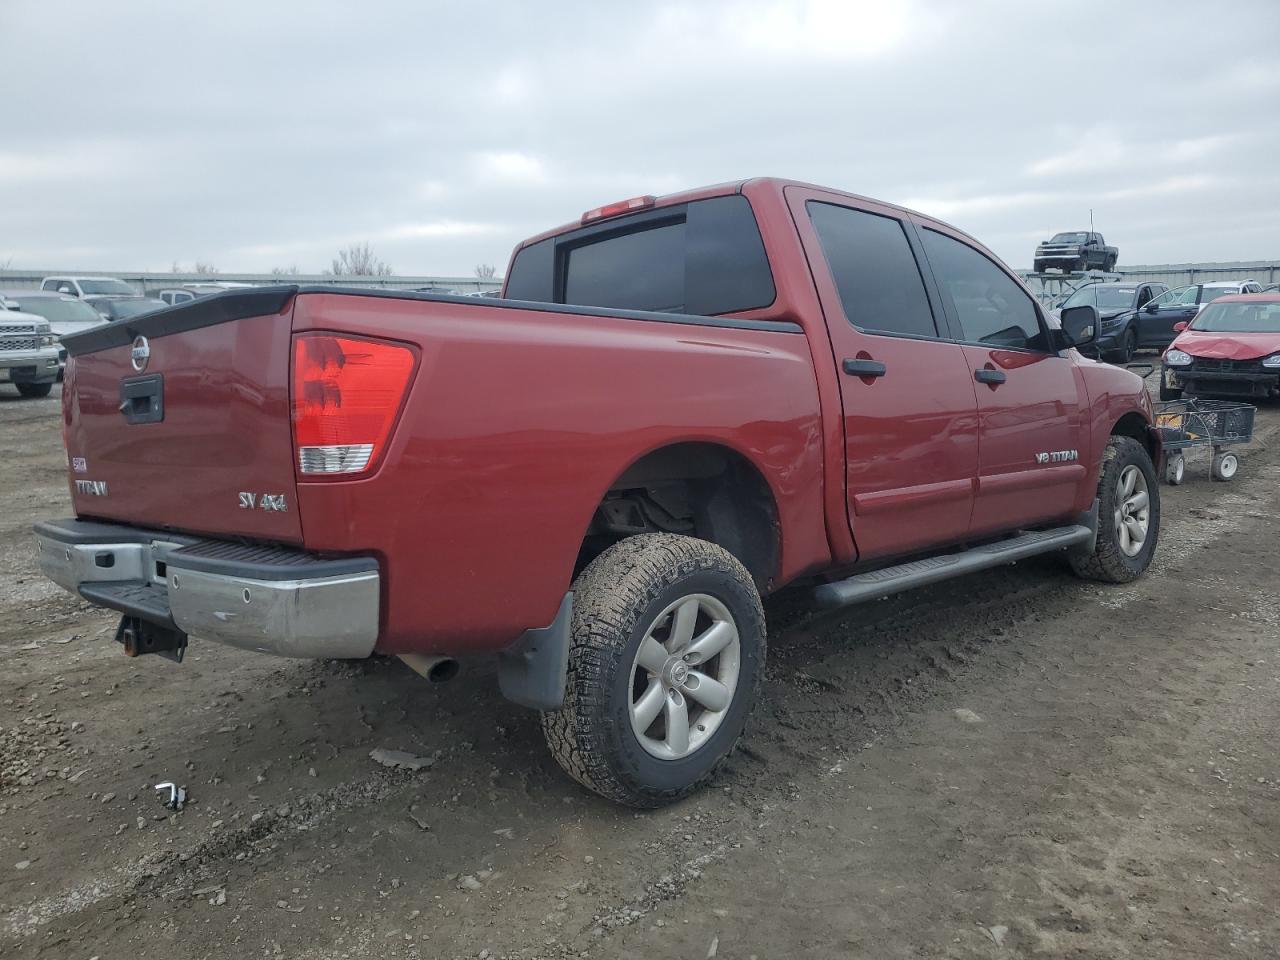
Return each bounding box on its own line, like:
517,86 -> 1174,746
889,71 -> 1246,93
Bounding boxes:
4,0 -> 1278,278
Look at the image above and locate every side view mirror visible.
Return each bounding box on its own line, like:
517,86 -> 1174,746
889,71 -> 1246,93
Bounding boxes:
1144,303 -> 1158,314
1172,321 -> 1188,333
1057,304 -> 1100,350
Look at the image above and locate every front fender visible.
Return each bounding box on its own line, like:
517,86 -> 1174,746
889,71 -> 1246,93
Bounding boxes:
1077,361 -> 1157,496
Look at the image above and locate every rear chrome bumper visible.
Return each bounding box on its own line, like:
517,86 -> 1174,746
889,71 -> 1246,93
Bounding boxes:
33,518 -> 380,659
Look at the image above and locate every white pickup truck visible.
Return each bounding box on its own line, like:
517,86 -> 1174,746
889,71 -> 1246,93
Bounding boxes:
0,308 -> 61,398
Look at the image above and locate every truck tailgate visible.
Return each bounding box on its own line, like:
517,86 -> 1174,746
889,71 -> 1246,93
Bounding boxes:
61,289 -> 303,543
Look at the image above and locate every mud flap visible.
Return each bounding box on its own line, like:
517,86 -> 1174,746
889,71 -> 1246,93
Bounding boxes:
1065,499 -> 1101,560
497,593 -> 573,711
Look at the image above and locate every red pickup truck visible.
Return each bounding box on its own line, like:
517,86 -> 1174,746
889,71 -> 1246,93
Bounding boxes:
36,178 -> 1162,807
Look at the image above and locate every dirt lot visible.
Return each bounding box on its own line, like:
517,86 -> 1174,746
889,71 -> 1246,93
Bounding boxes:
1,382 -> 1277,960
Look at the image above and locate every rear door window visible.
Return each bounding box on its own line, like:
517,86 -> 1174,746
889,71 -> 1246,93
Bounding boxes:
806,202 -> 938,339
921,228 -> 1049,351
504,194 -> 775,316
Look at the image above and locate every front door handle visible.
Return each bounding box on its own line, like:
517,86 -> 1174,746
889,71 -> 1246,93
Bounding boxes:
974,367 -> 1006,385
843,358 -> 887,378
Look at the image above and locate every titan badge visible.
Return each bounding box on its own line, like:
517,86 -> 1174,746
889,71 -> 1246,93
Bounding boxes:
1035,450 -> 1079,464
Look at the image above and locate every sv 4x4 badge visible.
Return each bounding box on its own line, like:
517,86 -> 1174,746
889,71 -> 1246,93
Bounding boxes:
238,492 -> 287,512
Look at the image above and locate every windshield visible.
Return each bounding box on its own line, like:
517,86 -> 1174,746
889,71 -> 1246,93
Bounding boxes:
1062,285 -> 1135,309
11,296 -> 103,325
1190,301 -> 1280,333
1050,232 -> 1088,243
79,279 -> 137,295
107,299 -> 164,319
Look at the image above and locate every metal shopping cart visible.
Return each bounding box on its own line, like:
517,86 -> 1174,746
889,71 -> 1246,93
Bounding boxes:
1154,398 -> 1256,484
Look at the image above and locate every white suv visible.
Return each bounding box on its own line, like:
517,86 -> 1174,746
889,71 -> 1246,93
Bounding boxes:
1196,279 -> 1265,306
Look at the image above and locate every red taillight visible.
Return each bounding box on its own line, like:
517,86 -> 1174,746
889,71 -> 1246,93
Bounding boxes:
581,194 -> 657,224
291,334 -> 415,476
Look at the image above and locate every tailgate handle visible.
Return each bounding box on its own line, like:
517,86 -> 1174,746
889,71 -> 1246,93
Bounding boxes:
119,374 -> 165,424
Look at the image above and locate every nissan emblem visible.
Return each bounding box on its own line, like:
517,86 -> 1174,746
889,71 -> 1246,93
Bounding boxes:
130,335 -> 150,372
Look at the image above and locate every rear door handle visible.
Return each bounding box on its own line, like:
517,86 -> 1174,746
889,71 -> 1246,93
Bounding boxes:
843,358 -> 887,378
974,368 -> 1007,385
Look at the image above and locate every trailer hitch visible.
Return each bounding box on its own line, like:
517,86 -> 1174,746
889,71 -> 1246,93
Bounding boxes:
115,615 -> 188,663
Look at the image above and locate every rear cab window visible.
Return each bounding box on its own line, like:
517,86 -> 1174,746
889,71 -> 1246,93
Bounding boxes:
504,194 -> 775,317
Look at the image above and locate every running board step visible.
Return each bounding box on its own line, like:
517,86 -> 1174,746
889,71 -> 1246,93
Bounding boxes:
814,524 -> 1095,609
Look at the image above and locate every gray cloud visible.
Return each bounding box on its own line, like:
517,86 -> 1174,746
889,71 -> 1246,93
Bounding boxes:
4,0 -> 1278,275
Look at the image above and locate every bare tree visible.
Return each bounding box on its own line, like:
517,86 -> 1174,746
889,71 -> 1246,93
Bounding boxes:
328,242 -> 393,277
0,255 -> 12,270
171,260 -> 183,273
473,263 -> 497,279
192,261 -> 219,275
269,265 -> 301,277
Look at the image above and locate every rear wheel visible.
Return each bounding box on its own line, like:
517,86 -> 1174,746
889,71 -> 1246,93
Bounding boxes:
541,533 -> 765,808
1070,436 -> 1159,583
1165,453 -> 1186,485
15,382 -> 52,399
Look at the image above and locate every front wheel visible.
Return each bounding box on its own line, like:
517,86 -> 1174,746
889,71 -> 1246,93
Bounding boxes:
1069,436 -> 1160,583
1108,329 -> 1137,365
1165,453 -> 1186,485
16,382 -> 53,399
541,534 -> 766,808
1122,329 -> 1137,362
1211,451 -> 1239,482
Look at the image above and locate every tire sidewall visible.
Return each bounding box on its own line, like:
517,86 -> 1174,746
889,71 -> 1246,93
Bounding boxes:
599,567 -> 764,798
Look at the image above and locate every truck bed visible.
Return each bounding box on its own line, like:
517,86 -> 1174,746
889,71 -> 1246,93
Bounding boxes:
59,285 -> 828,654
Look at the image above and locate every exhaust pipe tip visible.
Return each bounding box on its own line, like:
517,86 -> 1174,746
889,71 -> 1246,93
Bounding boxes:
399,653 -> 460,683
426,658 -> 459,683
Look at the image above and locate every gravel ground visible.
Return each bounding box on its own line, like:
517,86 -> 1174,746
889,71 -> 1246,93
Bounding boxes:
0,379 -> 1276,960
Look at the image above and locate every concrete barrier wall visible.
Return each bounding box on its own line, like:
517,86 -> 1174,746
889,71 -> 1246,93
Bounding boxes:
0,270 -> 501,295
